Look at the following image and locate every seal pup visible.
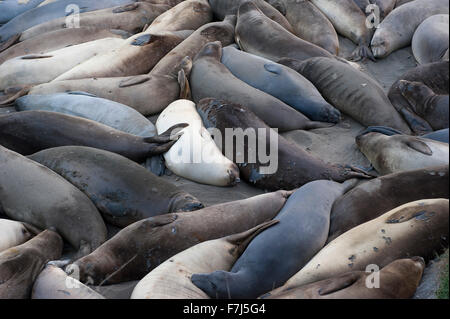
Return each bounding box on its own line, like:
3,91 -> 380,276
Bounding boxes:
412,14 -> 449,65
131,221 -> 277,299
398,80 -> 449,130
156,99 -> 240,187
0,219 -> 39,253
32,265 -> 105,299
388,61 -> 449,134
197,98 -> 372,191
267,198 -> 449,291
267,0 -> 339,55
310,0 -> 374,60
329,165 -> 449,242
0,110 -> 184,162
191,42 -> 331,132
191,180 -> 357,299
0,145 -> 107,259
29,146 -> 204,228
261,257 -> 425,299
371,0 -> 449,58
279,57 -> 412,134
221,46 -> 341,123
70,190 -> 293,285
356,132 -> 449,175
19,2 -> 170,42
209,0 -> 293,33
0,230 -> 63,299
235,2 -> 333,63
15,92 -> 157,137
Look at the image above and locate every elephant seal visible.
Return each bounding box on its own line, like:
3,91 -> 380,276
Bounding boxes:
191,180 -> 357,299
156,99 -> 240,187
0,37 -> 125,90
267,198 -> 449,291
70,190 -> 293,285
0,27 -> 129,65
145,0 -> 212,34
412,14 -> 449,65
197,98 -> 372,191
29,146 -> 204,228
329,165 -> 449,242
209,0 -> 293,32
0,0 -> 136,45
15,92 -> 157,137
261,257 -> 425,299
32,265 -> 105,299
388,61 -> 449,134
19,2 -> 170,42
131,221 -> 277,299
221,46 -> 341,123
0,145 -> 107,259
235,2 -> 333,63
280,57 -> 412,134
0,111 -> 182,162
398,80 -> 449,130
0,0 -> 46,24
356,132 -> 449,175
191,42 -> 331,132
53,31 -> 189,81
0,230 -> 63,299
23,17 -> 236,115
310,0 -> 374,60
267,0 -> 339,55
371,0 -> 449,58
0,219 -> 39,253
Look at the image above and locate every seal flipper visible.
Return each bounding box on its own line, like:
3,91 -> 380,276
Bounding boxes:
131,34 -> 164,47
119,75 -> 150,88
178,68 -> 191,100
144,123 -> 188,143
350,44 -> 376,62
20,54 -> 53,60
66,91 -> 98,98
304,121 -> 335,129
405,139 -> 433,156
0,86 -> 31,105
0,33 -> 21,53
399,107 -> 433,135
112,3 -> 139,14
317,272 -> 361,296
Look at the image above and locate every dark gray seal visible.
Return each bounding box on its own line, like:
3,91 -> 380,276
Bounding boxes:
191,179 -> 357,299
28,146 -> 204,228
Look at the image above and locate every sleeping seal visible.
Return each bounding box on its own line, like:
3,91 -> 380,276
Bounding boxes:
0,219 -> 39,253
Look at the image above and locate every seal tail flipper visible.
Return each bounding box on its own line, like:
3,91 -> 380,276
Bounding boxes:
0,86 -> 31,105
399,107 -> 433,135
0,33 -> 21,53
144,123 -> 188,143
350,44 -> 376,62
178,68 -> 191,100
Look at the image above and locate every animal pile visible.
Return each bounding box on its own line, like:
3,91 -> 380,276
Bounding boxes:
0,0 -> 448,300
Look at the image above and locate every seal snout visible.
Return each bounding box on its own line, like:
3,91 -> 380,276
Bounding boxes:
228,164 -> 241,186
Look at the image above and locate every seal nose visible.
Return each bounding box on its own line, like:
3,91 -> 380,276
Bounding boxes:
228,165 -> 241,186
411,256 -> 426,268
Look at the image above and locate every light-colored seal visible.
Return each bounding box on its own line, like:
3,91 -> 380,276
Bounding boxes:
412,14 -> 449,65
356,132 -> 449,175
371,0 -> 449,58
235,2 -> 333,63
267,198 -> 449,291
156,99 -> 240,187
32,265 -> 105,299
15,92 -> 157,137
191,42 -> 331,132
131,221 -> 278,299
261,257 -> 425,299
0,145 -> 107,259
191,180 -> 357,299
0,37 -> 124,90
329,165 -> 449,242
310,0 -> 374,60
70,190 -> 293,285
0,230 -> 63,299
221,45 -> 341,123
29,146 -> 204,228
0,219 -> 39,253
280,57 -> 412,134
